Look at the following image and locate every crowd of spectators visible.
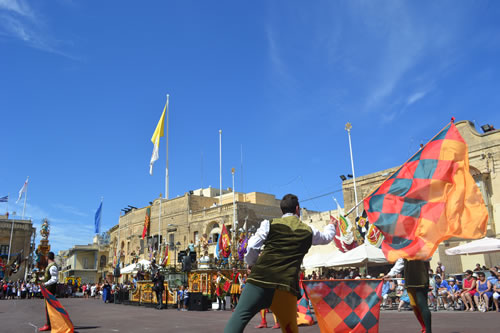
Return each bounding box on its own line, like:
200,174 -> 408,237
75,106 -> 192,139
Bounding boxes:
382,263 -> 500,313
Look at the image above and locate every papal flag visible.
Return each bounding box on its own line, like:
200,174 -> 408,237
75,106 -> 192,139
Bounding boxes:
149,99 -> 167,175
40,285 -> 74,333
364,119 -> 488,262
16,177 -> 28,203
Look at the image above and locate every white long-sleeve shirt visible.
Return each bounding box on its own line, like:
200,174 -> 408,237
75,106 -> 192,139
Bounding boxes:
388,258 -> 405,277
245,213 -> 336,266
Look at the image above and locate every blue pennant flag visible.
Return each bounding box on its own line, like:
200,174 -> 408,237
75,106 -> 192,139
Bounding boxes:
0,195 -> 8,203
94,201 -> 102,234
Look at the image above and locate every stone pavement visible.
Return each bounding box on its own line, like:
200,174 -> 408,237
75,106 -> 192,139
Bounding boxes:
0,298 -> 498,333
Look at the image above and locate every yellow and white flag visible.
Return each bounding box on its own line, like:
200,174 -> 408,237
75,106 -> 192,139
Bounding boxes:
149,101 -> 167,175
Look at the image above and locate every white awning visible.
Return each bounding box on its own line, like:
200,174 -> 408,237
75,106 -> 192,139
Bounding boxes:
445,237 -> 500,255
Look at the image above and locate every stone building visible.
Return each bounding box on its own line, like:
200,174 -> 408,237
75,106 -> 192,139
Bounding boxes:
58,235 -> 109,284
341,120 -> 500,274
107,188 -> 283,274
0,215 -> 36,281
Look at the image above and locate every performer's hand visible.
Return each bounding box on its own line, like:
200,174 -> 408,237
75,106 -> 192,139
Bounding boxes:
383,274 -> 392,281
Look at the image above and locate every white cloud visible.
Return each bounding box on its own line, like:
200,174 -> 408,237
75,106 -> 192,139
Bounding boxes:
0,0 -> 34,17
52,203 -> 89,217
0,0 -> 76,59
406,91 -> 428,106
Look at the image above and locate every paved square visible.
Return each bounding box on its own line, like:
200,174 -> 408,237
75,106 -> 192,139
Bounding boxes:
1,298 -> 498,333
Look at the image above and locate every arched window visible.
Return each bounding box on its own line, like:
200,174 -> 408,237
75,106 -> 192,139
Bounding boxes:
99,255 -> 106,268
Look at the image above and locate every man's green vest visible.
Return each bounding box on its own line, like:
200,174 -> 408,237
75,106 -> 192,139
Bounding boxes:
44,262 -> 57,283
247,216 -> 312,297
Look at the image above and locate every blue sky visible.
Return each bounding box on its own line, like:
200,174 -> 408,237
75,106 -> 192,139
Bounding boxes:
1,0 -> 500,253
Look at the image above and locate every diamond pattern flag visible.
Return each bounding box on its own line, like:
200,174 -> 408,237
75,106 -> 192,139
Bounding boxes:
364,120 -> 488,262
297,278 -> 314,326
303,279 -> 383,333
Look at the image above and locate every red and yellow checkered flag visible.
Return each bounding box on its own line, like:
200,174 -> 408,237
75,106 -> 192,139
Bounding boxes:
364,120 -> 488,262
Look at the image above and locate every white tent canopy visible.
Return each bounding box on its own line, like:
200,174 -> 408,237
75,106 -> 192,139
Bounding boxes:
324,243 -> 388,267
303,251 -> 338,270
445,237 -> 500,256
120,259 -> 151,274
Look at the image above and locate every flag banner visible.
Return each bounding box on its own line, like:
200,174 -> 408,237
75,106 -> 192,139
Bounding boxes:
331,215 -> 357,253
40,285 -> 74,333
219,224 -> 231,258
303,279 -> 383,333
0,195 -> 8,203
142,207 -> 151,239
161,244 -> 170,266
94,201 -> 102,234
364,121 -> 488,262
297,278 -> 314,326
149,101 -> 167,175
237,235 -> 248,261
16,178 -> 28,203
223,279 -> 232,293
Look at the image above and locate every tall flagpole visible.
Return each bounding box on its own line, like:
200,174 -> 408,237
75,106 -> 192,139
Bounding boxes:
165,94 -> 170,200
22,176 -> 29,219
345,123 -> 360,217
219,130 -> 222,206
7,197 -> 14,264
232,168 -> 236,259
158,194 -> 162,262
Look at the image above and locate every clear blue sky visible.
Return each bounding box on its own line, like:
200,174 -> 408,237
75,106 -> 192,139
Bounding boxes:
1,1 -> 500,253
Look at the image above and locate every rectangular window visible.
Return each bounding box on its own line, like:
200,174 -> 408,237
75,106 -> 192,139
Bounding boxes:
194,231 -> 199,244
0,245 -> 8,255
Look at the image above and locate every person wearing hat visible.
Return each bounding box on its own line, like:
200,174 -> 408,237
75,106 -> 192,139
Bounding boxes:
445,277 -> 460,310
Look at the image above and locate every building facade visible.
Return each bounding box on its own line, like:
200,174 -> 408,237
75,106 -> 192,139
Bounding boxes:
0,215 -> 36,281
58,235 -> 109,284
341,120 -> 500,274
106,188 -> 283,277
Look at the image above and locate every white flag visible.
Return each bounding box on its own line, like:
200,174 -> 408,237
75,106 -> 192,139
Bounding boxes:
17,178 -> 29,203
149,100 -> 167,175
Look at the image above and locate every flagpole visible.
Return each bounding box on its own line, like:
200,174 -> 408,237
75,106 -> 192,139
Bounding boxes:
219,129 -> 222,206
159,194 -> 162,262
165,94 -> 169,200
7,208 -> 14,265
345,124 -> 359,217
22,176 -> 29,219
232,168 -> 236,262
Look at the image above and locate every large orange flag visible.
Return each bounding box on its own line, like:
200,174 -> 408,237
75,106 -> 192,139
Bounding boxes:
364,121 -> 488,262
40,285 -> 74,333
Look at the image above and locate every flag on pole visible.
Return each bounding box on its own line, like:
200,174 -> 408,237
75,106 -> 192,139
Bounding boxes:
16,178 -> 28,203
161,244 -> 170,266
149,100 -> 167,175
142,207 -> 151,239
0,195 -> 8,203
94,201 -> 102,234
219,224 -> 231,258
364,120 -> 488,262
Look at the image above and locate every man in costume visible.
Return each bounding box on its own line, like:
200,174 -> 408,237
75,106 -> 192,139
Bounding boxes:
216,270 -> 227,311
386,259 -> 431,333
39,252 -> 58,332
152,269 -> 165,309
230,266 -> 242,311
224,194 -> 335,333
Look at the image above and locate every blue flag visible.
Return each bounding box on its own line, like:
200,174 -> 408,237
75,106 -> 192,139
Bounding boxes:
0,195 -> 8,203
94,201 -> 102,234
